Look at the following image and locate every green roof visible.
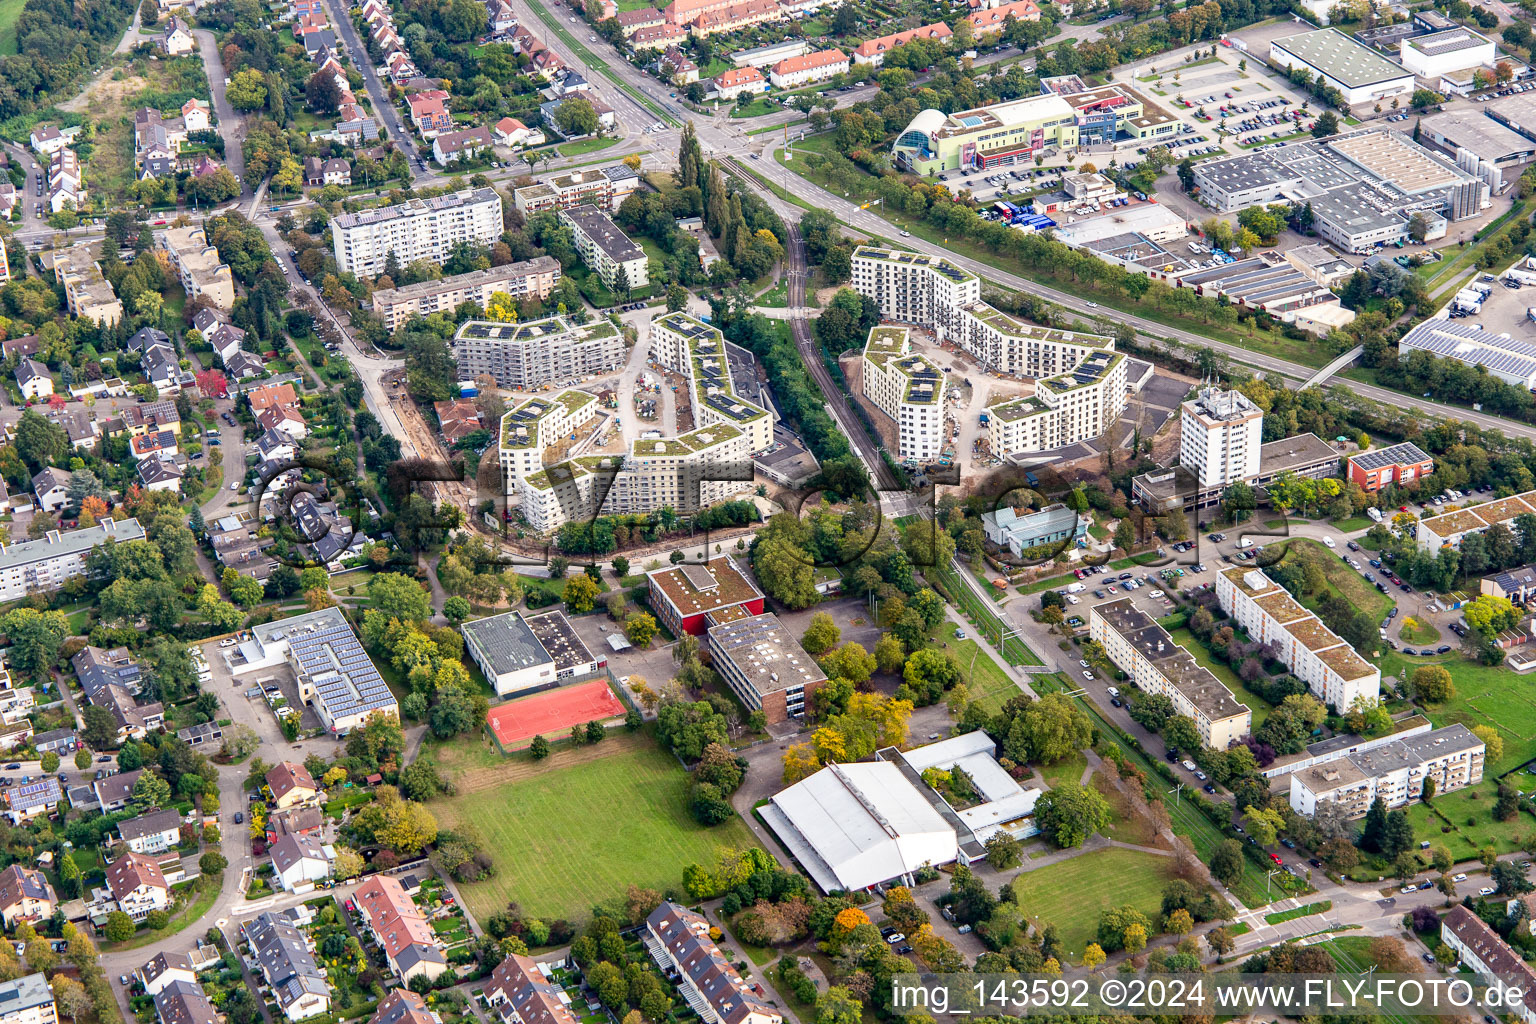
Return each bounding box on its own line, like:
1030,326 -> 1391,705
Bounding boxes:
629,422 -> 744,458
967,302 -> 1113,348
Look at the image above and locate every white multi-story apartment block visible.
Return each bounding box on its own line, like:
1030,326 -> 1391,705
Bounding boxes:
650,312 -> 773,454
1441,906 -> 1536,1022
985,347 -> 1126,454
0,519 -> 145,602
852,245 -> 981,328
1289,723 -> 1483,817
498,389 -> 601,495
557,205 -> 648,293
454,315 -> 624,391
1090,598 -> 1251,750
861,326 -> 946,462
1417,487 -> 1536,552
1180,387 -> 1264,490
0,975 -> 55,1024
852,246 -> 1126,453
48,243 -> 123,326
331,187 -> 502,278
370,257 -> 560,330
520,423 -> 753,533
158,226 -> 236,311
1217,566 -> 1381,713
511,167 -> 628,214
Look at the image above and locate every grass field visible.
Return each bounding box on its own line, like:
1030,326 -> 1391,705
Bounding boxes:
932,620 -> 1020,714
557,136 -> 621,158
1388,651 -> 1535,776
1169,627 -> 1273,728
1319,936 -> 1443,1024
430,733 -> 759,922
1279,538 -> 1395,624
1264,900 -> 1331,925
1004,847 -> 1174,960
0,0 -> 26,54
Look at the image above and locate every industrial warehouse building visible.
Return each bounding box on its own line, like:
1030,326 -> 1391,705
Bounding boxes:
461,609 -> 601,697
1192,129 -> 1487,251
1398,316 -> 1536,389
1397,26 -> 1495,78
1269,28 -> 1414,105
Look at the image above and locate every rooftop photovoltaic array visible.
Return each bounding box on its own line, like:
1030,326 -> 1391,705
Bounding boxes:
272,610 -> 394,722
1351,441 -> 1432,471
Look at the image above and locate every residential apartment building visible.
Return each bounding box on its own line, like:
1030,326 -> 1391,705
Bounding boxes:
1289,724 -> 1484,816
983,348 -> 1126,454
353,875 -> 449,985
851,22 -> 951,66
1217,566 -> 1381,712
370,257 -> 560,330
706,613 -> 826,724
645,903 -> 782,1024
650,312 -> 773,453
0,975 -> 55,1024
768,48 -> 848,88
455,315 -> 624,391
1441,905 -> 1536,1024
1346,441 -> 1435,493
1180,387 -> 1264,490
860,326 -> 947,463
511,167 -> 632,214
1090,598 -> 1252,750
851,245 -> 981,330
1417,488 -> 1536,551
331,188 -> 502,278
47,243 -> 123,325
557,205 -> 649,292
520,422 -> 755,532
498,390 -> 601,494
0,518 -> 145,602
246,910 -> 331,1021
158,226 -> 236,310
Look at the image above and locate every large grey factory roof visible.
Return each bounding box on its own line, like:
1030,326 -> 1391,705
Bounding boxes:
1418,109 -> 1536,164
1273,28 -> 1414,88
252,608 -> 395,724
1399,317 -> 1536,381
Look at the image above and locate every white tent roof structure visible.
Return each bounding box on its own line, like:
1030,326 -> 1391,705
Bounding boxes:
760,761 -> 957,894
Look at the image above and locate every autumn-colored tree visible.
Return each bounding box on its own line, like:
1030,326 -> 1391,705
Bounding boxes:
831,907 -> 870,938
1082,943 -> 1106,970
77,495 -> 108,527
783,742 -> 819,783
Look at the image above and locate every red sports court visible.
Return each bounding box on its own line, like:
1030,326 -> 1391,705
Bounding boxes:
485,680 -> 626,752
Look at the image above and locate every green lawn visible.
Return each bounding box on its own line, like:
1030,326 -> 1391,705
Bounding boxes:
932,620 -> 1019,714
557,136 -> 621,157
1398,618 -> 1441,645
1280,538 -> 1395,624
1264,900 -> 1331,925
0,0 -> 29,55
430,734 -> 760,922
1036,750 -> 1087,790
1388,651 -> 1536,776
729,97 -> 782,118
1168,628 -> 1272,728
1004,848 -> 1175,960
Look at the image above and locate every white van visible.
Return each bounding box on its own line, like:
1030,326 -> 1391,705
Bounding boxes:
1367,507 -> 1384,522
1181,759 -> 1198,772
1236,538 -> 1253,549
1065,583 -> 1084,593
1107,686 -> 1120,699
1322,536 -> 1335,548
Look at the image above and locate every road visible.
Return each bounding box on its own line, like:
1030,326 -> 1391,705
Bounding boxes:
321,0 -> 421,180
193,29 -> 247,192
725,129 -> 1536,448
2,142 -> 44,231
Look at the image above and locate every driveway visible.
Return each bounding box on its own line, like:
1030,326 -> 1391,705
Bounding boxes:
194,29 -> 246,189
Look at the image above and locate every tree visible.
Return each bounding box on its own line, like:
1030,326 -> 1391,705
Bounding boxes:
802,612 -> 840,655
39,751 -> 58,773
563,574 -> 601,613
227,69 -> 269,111
442,596 -> 471,624
1411,664 -> 1454,703
984,832 -> 1023,869
1082,943 -> 1106,970
555,98 -> 600,137
369,573 -> 431,621
1382,808 -> 1414,858
133,772 -> 172,810
530,735 -> 550,759
624,612 -> 658,647
816,988 -> 862,1024
200,851 -> 228,875
1035,783 -> 1112,848
874,635 -> 904,674
1361,796 -> 1390,854
1494,859 -> 1532,895
1473,725 -> 1504,764
1163,715 -> 1202,755
73,749 -> 91,771
1097,905 -> 1151,954
1211,839 -> 1244,885
2,609 -> 67,679
1015,693 -> 1093,764
103,912 -> 135,942
82,706 -> 118,751
1113,518 -> 1135,555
